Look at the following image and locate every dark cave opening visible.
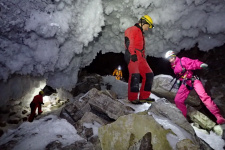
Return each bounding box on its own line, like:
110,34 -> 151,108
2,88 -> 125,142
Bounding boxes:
80,43 -> 225,86
81,44 -> 225,123
83,52 -> 129,81
82,51 -> 174,82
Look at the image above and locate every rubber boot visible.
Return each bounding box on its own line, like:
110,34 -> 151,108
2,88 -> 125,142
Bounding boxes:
215,115 -> 225,125
28,113 -> 36,122
38,111 -> 43,115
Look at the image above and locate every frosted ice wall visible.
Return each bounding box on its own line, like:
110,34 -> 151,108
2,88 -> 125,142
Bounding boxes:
0,0 -> 225,102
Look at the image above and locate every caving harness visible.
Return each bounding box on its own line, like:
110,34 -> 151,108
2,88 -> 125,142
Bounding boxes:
169,59 -> 199,91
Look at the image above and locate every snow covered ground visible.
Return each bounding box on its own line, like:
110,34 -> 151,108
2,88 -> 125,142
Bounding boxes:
0,115 -> 83,150
0,98 -> 224,150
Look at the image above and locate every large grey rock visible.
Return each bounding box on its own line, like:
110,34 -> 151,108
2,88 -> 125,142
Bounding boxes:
71,74 -> 102,97
61,88 -> 132,124
60,88 -> 134,149
60,88 -> 215,150
176,139 -> 199,150
100,89 -> 117,100
187,106 -> 216,130
148,99 -> 213,150
87,88 -> 131,120
45,140 -> 62,150
212,125 -> 223,136
45,140 -> 95,150
75,112 -> 110,140
77,111 -> 109,126
148,99 -> 196,136
60,98 -> 91,123
152,75 -> 201,108
61,140 -> 94,150
221,124 -> 225,141
128,132 -> 153,150
102,76 -> 128,99
98,113 -> 173,150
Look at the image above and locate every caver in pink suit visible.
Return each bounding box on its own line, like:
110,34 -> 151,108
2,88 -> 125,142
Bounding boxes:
171,57 -> 225,124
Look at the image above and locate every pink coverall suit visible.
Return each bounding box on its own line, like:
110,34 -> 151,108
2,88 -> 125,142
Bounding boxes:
171,57 -> 225,124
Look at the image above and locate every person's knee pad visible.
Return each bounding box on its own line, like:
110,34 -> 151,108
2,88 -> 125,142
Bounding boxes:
144,72 -> 154,91
130,73 -> 140,92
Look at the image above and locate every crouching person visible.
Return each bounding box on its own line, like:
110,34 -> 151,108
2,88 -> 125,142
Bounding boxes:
28,91 -> 44,122
165,50 -> 225,125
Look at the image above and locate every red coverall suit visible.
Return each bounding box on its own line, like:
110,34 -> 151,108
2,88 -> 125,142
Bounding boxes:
124,24 -> 154,101
28,94 -> 43,122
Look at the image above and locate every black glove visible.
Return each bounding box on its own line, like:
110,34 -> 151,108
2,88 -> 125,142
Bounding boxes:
130,54 -> 137,62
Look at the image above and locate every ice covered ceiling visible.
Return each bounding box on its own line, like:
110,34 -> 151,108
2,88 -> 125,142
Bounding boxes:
0,0 -> 225,93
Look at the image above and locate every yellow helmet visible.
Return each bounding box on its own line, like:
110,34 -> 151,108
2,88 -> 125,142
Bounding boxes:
39,91 -> 44,95
141,15 -> 154,28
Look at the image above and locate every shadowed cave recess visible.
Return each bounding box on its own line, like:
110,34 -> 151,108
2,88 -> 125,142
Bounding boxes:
82,44 -> 225,122
83,43 -> 225,84
83,51 -> 173,82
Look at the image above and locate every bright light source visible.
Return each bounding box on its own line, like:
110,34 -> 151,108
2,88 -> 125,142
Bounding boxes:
21,80 -> 46,106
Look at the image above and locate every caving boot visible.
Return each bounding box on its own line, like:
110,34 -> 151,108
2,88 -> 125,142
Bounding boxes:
139,98 -> 155,103
216,115 -> 225,125
130,99 -> 142,104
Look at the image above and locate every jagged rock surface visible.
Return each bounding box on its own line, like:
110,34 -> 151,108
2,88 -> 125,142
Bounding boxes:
0,84 -> 218,150
58,87 -> 216,150
98,112 -> 173,150
152,75 -> 202,109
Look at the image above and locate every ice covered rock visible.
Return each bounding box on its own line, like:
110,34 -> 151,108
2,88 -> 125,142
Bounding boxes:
98,112 -> 173,150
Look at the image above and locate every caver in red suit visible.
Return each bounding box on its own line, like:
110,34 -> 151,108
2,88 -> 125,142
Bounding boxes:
124,17 -> 154,103
166,50 -> 225,124
28,91 -> 44,122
